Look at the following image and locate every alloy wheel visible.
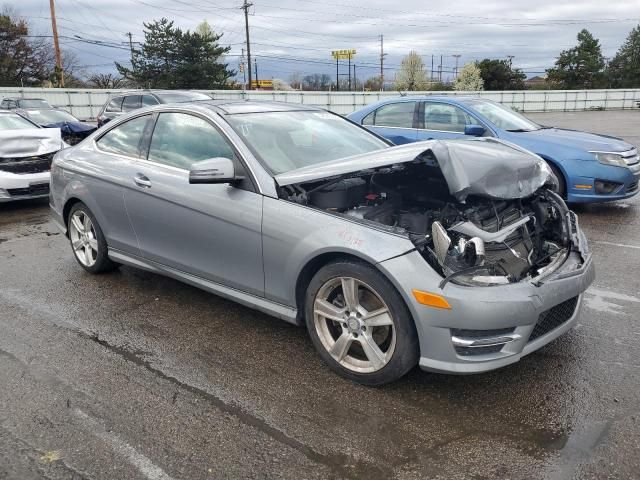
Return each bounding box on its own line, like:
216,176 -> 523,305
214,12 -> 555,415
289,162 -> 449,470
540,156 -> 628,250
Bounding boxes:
69,210 -> 98,267
313,276 -> 396,373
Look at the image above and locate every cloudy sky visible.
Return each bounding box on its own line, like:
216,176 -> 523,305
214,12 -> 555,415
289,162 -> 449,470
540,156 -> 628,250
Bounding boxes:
15,0 -> 640,84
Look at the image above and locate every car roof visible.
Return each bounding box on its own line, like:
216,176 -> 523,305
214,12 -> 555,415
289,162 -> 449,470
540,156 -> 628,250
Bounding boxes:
145,99 -> 323,115
2,97 -> 48,101
201,100 -> 323,115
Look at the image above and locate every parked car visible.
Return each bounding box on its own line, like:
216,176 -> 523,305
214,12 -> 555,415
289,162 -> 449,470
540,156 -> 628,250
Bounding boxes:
0,110 -> 65,202
18,108 -> 96,145
50,101 -> 593,385
1,97 -> 53,110
348,97 -> 639,204
96,90 -> 212,127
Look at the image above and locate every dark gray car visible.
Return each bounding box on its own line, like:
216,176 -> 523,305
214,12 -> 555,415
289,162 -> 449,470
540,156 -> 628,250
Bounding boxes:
50,101 -> 594,385
96,90 -> 212,127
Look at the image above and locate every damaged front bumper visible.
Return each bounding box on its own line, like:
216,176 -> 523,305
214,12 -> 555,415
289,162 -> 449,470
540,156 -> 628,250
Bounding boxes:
378,226 -> 594,374
0,171 -> 50,202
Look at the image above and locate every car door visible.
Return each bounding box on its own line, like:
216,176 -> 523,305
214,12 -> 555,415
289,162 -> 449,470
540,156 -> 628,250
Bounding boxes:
87,114 -> 153,254
361,101 -> 418,144
123,111 -> 264,296
416,102 -> 478,141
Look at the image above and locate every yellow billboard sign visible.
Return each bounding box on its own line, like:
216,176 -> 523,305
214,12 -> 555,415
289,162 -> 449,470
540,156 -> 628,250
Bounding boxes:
250,79 -> 273,88
331,49 -> 356,60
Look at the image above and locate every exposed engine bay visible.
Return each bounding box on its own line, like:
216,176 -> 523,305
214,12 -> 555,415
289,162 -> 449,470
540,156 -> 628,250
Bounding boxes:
280,151 -> 574,287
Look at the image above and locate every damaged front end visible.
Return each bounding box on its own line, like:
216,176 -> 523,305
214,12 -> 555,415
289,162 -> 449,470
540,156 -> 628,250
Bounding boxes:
277,139 -> 588,288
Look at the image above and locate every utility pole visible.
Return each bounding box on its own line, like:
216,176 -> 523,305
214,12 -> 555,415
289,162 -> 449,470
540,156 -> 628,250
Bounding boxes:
241,0 -> 253,89
240,48 -> 246,89
49,0 -> 64,87
254,58 -> 258,87
453,54 -> 461,78
126,32 -> 133,56
353,63 -> 357,91
439,54 -> 443,82
431,55 -> 434,82
379,35 -> 386,91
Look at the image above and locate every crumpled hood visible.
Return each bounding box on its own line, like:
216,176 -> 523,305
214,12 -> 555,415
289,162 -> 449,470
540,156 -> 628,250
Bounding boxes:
511,127 -> 633,153
0,128 -> 62,158
275,138 -> 552,201
42,121 -> 96,135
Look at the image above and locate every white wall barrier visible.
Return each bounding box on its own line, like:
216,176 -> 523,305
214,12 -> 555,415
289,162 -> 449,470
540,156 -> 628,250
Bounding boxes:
1,87 -> 639,121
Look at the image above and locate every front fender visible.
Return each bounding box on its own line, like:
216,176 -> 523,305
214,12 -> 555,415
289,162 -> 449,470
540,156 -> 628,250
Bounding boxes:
261,196 -> 415,306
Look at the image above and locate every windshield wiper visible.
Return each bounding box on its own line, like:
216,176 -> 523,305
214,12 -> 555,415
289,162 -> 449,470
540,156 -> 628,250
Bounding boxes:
505,128 -> 531,132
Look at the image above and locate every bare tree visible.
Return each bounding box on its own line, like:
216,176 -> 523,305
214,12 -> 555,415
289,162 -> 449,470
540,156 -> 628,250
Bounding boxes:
87,73 -> 129,89
395,51 -> 429,91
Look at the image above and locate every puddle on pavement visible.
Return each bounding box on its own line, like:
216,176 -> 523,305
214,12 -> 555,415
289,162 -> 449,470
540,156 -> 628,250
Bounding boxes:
584,287 -> 640,315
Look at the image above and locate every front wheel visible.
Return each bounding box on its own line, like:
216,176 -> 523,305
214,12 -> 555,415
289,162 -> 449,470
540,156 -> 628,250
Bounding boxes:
305,260 -> 419,386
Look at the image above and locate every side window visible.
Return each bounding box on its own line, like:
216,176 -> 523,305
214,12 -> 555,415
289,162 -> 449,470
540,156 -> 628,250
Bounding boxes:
122,95 -> 142,111
142,95 -> 159,107
423,103 -> 473,132
147,113 -> 234,170
96,115 -> 150,157
362,111 -> 374,126
106,97 -> 124,112
372,102 -> 416,128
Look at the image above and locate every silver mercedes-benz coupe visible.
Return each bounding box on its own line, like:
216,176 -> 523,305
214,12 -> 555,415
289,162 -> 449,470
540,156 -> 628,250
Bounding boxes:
50,100 -> 594,385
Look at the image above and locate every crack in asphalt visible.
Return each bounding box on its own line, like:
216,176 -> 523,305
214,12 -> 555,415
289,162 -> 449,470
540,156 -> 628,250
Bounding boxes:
82,332 -> 391,480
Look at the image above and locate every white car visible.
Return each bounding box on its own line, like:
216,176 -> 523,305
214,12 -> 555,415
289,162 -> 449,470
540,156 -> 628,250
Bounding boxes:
0,110 -> 66,202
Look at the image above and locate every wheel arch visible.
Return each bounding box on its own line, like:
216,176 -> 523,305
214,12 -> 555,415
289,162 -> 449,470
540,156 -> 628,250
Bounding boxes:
62,197 -> 84,236
537,154 -> 568,195
294,251 -> 412,325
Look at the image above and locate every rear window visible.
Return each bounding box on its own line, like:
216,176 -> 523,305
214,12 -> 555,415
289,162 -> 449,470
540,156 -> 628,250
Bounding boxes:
19,99 -> 52,109
105,97 -> 124,113
122,95 -> 142,111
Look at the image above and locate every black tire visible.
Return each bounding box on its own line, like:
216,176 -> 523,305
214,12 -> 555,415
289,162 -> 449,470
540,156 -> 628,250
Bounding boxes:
305,259 -> 419,386
67,202 -> 119,274
547,162 -> 566,199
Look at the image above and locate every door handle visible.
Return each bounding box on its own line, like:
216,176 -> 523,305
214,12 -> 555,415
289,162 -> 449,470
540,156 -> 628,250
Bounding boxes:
134,174 -> 152,188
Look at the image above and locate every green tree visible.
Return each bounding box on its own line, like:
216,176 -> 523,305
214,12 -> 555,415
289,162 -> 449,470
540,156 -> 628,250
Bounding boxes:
454,62 -> 484,91
395,51 -> 429,91
608,24 -> 640,88
546,29 -> 606,89
476,59 -> 525,90
116,18 -> 233,89
0,10 -> 50,86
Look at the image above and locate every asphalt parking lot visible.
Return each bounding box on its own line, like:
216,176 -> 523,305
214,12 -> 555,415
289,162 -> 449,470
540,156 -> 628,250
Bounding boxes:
1,110 -> 639,479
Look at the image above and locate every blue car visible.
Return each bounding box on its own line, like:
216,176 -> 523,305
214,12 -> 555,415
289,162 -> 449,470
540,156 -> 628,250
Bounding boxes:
348,97 -> 639,203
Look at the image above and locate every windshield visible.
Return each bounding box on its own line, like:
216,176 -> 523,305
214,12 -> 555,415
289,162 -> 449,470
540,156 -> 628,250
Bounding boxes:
25,109 -> 77,125
462,100 -> 540,132
0,113 -> 39,130
155,92 -> 211,103
225,110 -> 388,174
19,99 -> 51,109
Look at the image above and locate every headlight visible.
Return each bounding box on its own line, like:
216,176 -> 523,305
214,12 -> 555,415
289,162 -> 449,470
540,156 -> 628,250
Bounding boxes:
591,151 -> 630,167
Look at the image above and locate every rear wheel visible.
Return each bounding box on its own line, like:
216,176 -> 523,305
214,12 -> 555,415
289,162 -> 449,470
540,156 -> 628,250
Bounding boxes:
305,260 -> 419,385
67,203 -> 119,274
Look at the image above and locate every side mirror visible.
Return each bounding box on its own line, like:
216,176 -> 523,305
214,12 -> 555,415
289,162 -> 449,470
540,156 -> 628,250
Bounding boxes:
464,124 -> 486,137
188,157 -> 242,184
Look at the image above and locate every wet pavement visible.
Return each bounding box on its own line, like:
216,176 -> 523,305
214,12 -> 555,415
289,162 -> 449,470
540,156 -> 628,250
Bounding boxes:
1,110 -> 639,479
